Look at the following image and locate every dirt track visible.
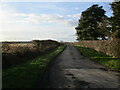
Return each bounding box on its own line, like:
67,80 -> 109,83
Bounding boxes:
40,46 -> 120,88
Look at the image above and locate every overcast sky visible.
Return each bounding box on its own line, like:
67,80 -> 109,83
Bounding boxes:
0,1 -> 113,42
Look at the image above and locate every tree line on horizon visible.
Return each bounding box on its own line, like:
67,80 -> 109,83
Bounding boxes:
75,1 -> 120,41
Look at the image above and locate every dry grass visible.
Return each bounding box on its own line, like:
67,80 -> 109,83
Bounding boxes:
2,40 -> 61,69
2,43 -> 34,54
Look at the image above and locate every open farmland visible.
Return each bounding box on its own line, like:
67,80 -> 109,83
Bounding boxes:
2,43 -> 33,54
2,40 -> 61,68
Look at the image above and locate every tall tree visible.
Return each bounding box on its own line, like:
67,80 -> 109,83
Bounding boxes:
75,4 -> 108,41
110,1 -> 120,38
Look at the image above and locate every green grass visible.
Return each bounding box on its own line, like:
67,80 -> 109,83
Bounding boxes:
76,46 -> 120,71
3,46 -> 66,88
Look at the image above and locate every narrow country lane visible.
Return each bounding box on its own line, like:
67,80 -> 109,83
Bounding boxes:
40,46 -> 120,88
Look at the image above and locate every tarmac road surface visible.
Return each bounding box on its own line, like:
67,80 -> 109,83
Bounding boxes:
39,46 -> 120,88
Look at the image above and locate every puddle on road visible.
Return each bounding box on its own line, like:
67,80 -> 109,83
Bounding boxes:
66,73 -> 74,76
99,68 -> 108,71
74,80 -> 89,85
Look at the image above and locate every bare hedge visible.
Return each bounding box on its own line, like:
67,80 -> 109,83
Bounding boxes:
70,39 -> 120,58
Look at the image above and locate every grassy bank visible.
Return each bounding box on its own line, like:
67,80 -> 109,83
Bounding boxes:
3,46 -> 66,88
76,46 -> 120,71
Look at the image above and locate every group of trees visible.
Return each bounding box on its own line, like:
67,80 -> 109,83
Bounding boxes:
75,1 -> 120,41
110,1 -> 120,38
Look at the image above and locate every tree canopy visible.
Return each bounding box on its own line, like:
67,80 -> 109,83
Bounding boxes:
110,1 -> 120,38
75,4 -> 109,41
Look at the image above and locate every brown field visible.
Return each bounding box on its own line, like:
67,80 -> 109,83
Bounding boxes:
2,43 -> 34,54
2,40 -> 61,69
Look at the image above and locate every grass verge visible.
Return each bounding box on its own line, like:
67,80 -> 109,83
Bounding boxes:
2,45 -> 66,88
76,46 -> 120,71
